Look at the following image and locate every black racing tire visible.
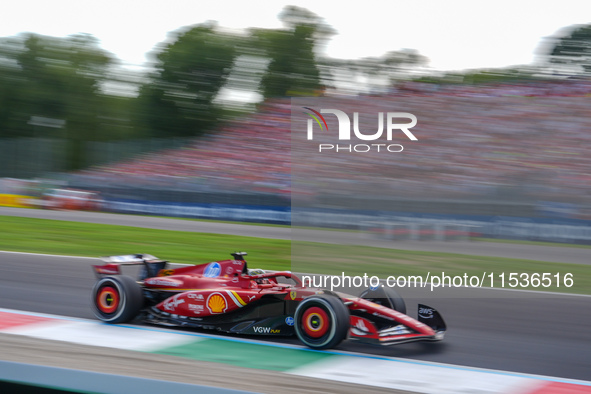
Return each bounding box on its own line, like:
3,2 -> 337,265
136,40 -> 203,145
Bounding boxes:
360,286 -> 406,314
294,295 -> 350,350
91,276 -> 143,323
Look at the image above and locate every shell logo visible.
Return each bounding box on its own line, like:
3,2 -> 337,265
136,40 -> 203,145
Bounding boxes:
207,293 -> 227,314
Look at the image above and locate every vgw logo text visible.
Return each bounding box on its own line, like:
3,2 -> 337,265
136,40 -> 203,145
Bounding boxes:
304,107 -> 418,153
253,326 -> 280,334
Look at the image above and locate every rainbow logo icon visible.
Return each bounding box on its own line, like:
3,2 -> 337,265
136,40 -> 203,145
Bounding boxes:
303,107 -> 328,132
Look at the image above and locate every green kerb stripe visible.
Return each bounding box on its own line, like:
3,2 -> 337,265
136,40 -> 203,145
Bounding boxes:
152,338 -> 335,372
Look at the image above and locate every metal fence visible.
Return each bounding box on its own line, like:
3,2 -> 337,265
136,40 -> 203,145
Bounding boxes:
0,138 -> 66,178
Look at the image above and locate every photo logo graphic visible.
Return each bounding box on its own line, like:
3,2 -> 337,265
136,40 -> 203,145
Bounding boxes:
303,107 -> 418,153
303,107 -> 328,134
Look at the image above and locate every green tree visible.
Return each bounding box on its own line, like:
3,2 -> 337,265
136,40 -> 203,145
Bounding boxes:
320,49 -> 428,94
255,6 -> 335,99
0,40 -> 28,138
138,22 -> 237,138
0,33 -> 114,169
546,24 -> 591,74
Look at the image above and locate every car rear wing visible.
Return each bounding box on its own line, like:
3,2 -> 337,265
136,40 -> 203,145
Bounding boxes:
92,254 -> 168,280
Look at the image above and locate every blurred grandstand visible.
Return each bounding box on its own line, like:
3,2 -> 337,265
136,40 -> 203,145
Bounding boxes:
2,78 -> 589,234
59,79 -> 591,222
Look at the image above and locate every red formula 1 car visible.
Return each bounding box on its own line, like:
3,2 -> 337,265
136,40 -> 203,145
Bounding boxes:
91,252 -> 446,349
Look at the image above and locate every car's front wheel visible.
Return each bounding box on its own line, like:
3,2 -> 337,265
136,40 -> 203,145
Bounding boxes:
294,295 -> 350,350
91,276 -> 143,323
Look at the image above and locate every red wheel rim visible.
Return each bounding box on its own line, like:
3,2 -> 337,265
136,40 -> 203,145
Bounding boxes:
97,286 -> 119,314
301,306 -> 329,338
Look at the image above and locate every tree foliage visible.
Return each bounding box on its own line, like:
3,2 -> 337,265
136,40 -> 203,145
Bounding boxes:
320,49 -> 428,93
0,6 -> 435,176
0,33 -> 114,169
546,24 -> 591,74
254,6 -> 335,99
137,23 -> 237,138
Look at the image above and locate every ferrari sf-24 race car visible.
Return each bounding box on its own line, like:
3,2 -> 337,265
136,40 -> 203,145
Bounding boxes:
91,252 -> 446,349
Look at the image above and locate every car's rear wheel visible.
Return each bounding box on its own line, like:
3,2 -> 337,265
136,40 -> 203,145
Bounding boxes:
360,286 -> 406,314
294,295 -> 349,350
92,276 -> 143,323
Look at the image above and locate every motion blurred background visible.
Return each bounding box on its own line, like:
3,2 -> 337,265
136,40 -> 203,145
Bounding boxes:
1,1 -> 590,250
2,5 -> 591,391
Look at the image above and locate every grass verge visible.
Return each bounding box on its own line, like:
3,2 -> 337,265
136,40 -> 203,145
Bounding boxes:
0,216 -> 290,270
0,215 -> 588,295
292,242 -> 589,295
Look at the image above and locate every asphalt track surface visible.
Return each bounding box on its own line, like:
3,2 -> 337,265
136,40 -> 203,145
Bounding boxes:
0,208 -> 590,383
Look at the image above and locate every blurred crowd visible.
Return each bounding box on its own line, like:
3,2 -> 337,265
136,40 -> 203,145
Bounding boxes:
76,101 -> 293,194
76,80 -> 591,207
